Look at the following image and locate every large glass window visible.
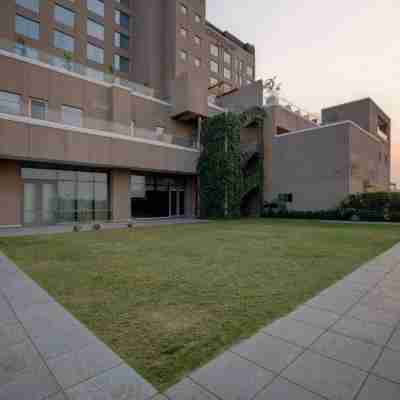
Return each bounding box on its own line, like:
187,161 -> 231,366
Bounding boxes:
114,32 -> 129,50
62,105 -> 82,127
16,15 -> 40,40
0,91 -> 22,115
54,30 -> 75,52
224,51 -> 231,65
22,168 -> 109,225
87,19 -> 104,40
210,43 -> 219,57
16,0 -> 39,13
87,43 -> 104,64
54,5 -> 75,27
113,54 -> 130,73
115,10 -> 130,30
87,0 -> 104,17
210,60 -> 218,74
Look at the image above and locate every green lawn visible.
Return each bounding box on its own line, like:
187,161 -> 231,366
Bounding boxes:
0,219 -> 399,389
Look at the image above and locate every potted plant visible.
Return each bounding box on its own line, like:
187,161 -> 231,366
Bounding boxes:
63,50 -> 73,70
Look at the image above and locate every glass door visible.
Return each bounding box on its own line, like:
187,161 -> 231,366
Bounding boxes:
41,183 -> 57,225
170,190 -> 178,217
23,182 -> 37,225
179,190 -> 185,216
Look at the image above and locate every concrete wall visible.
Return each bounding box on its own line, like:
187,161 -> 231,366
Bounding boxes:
219,80 -> 263,110
267,123 -> 351,211
0,159 -> 22,227
110,169 -> 130,221
349,124 -> 390,193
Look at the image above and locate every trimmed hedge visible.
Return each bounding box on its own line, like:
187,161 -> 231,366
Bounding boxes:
263,192 -> 400,222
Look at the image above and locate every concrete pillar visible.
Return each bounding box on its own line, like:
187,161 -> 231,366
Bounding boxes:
110,169 -> 131,222
110,86 -> 131,135
0,159 -> 22,227
184,176 -> 196,218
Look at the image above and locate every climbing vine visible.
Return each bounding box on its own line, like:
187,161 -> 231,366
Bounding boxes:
197,108 -> 266,218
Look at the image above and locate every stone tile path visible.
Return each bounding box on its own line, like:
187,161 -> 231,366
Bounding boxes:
1,241 -> 400,399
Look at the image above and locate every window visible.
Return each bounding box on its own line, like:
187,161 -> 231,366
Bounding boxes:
239,60 -> 244,71
194,57 -> 201,68
0,91 -> 21,115
16,15 -> 40,40
209,77 -> 218,87
130,175 -> 146,198
54,30 -> 74,52
247,65 -> 254,77
179,50 -> 187,61
210,60 -> 218,74
54,5 -> 75,28
180,4 -> 188,15
87,19 -> 104,40
62,105 -> 82,127
194,35 -> 201,46
115,0 -> 130,7
224,51 -> 231,65
113,54 -> 130,73
278,193 -> 293,203
115,10 -> 130,30
87,0 -> 104,17
16,0 -> 39,13
180,27 -> 187,38
195,13 -> 201,23
224,67 -> 231,80
114,32 -> 129,50
87,43 -> 104,64
30,99 -> 47,120
210,43 -> 218,57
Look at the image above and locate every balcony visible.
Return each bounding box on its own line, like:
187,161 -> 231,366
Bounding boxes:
0,38 -> 156,99
0,95 -> 197,150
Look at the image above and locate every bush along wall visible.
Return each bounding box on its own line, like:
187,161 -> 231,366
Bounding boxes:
263,192 -> 400,222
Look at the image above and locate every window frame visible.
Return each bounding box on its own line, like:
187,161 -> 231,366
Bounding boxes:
209,59 -> 218,74
87,0 -> 104,17
29,98 -> 48,120
61,105 -> 82,127
54,4 -> 75,28
0,91 -> 22,116
15,14 -> 40,40
87,18 -> 104,41
53,30 -> 75,53
16,0 -> 40,13
210,43 -> 219,58
87,43 -> 104,64
114,31 -> 130,50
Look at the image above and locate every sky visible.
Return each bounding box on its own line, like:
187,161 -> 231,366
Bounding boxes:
207,0 -> 400,184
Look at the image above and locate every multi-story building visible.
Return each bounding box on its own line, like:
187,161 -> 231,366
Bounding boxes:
0,0 -> 391,227
0,0 -> 258,227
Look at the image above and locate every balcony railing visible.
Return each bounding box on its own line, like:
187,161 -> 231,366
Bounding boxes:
0,38 -> 156,99
0,98 -> 197,149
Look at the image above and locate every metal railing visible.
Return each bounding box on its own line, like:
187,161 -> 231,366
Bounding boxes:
0,38 -> 156,98
0,97 -> 197,149
264,91 -> 321,124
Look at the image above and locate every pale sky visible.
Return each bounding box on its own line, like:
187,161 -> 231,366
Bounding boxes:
207,0 -> 400,184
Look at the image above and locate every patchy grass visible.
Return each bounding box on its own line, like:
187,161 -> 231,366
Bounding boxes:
0,219 -> 399,389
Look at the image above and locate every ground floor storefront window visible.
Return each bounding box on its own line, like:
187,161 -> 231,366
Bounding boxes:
130,175 -> 186,218
22,167 -> 109,226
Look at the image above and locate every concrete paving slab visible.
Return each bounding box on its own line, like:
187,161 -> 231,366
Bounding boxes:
356,375 -> 400,400
46,341 -> 123,390
386,326 -> 400,351
345,303 -> 400,327
373,348 -> 400,383
262,317 -> 325,347
190,351 -> 275,400
282,350 -> 367,400
253,377 -> 325,400
330,316 -> 394,346
231,332 -> 304,374
0,363 -> 60,400
287,305 -> 340,329
311,331 -> 382,370
0,294 -> 17,324
0,319 -> 27,348
165,378 -> 218,400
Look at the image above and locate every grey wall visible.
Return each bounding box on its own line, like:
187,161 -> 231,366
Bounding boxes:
267,123 -> 351,211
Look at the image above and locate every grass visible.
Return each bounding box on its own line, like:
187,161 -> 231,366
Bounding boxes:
0,219 -> 399,389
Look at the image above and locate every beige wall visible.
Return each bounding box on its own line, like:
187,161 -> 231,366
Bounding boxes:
110,169 -> 130,221
0,159 -> 22,227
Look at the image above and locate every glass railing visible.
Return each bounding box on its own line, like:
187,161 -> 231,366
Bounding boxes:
0,98 -> 197,149
0,38 -> 156,99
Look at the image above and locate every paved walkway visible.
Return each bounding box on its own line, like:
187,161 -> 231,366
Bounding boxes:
0,218 -> 206,237
1,242 -> 400,399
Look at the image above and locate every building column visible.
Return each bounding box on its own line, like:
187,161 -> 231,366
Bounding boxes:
110,169 -> 131,222
0,160 -> 23,227
184,176 -> 197,218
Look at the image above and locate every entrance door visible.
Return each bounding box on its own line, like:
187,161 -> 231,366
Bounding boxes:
170,190 -> 178,217
23,182 -> 57,226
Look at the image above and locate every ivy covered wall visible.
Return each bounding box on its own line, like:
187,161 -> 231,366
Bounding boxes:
197,110 -> 265,218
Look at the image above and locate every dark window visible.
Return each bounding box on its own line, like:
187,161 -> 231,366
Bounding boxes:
30,99 -> 47,120
276,126 -> 290,135
115,10 -> 130,30
113,54 -> 130,73
114,32 -> 129,50
278,193 -> 293,203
